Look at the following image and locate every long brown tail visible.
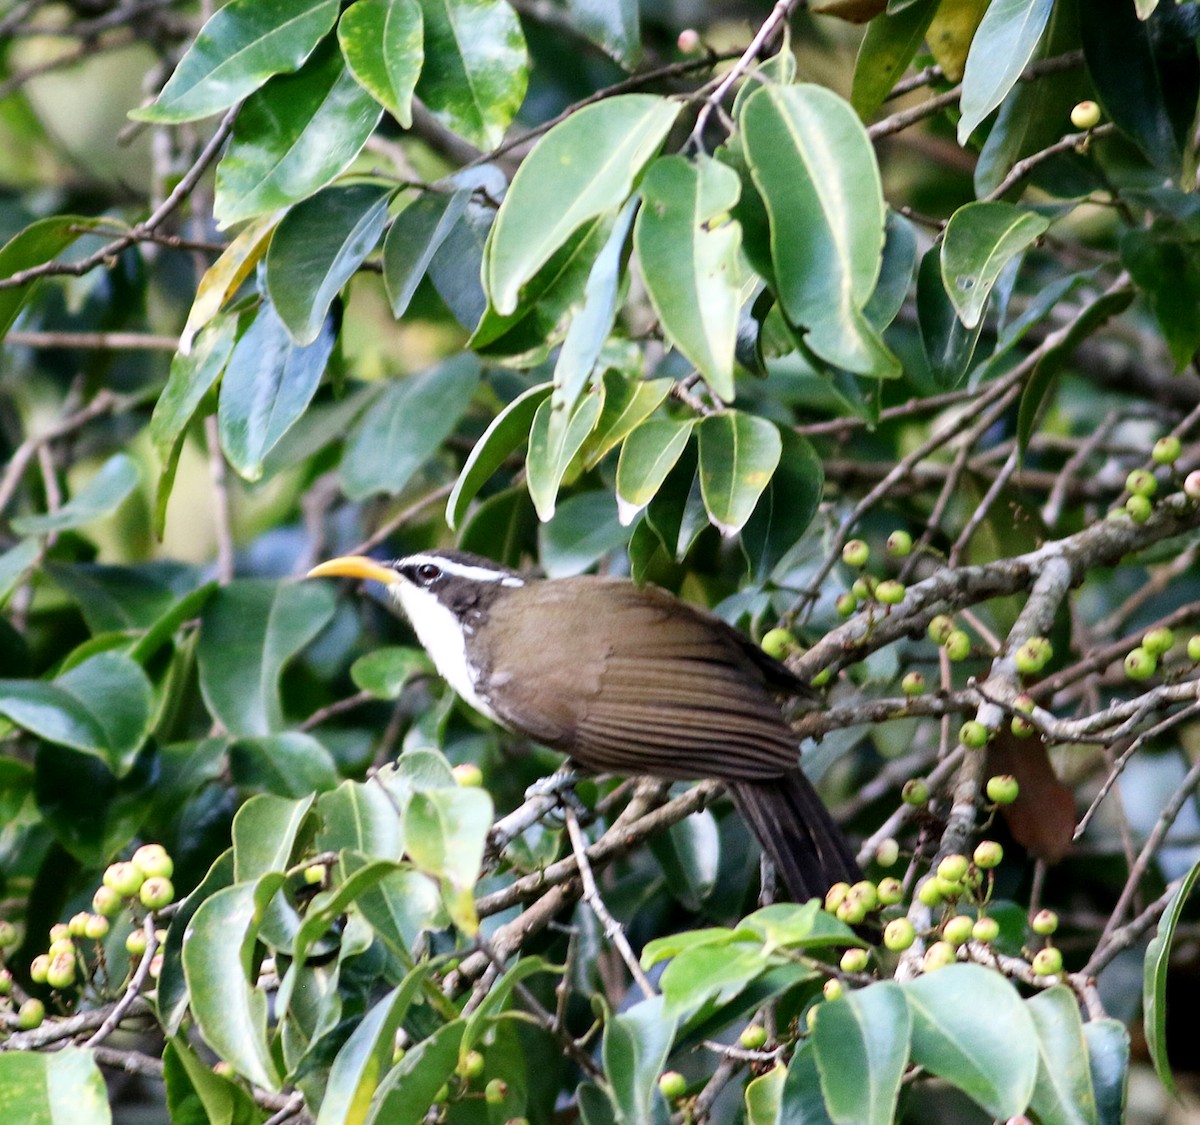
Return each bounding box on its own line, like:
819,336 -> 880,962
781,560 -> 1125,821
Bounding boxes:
728,769 -> 862,902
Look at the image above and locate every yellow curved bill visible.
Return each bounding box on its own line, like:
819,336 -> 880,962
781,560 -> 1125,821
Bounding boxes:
306,556 -> 399,585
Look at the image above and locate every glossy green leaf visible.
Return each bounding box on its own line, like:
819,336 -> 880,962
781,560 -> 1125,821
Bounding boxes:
414,0 -> 527,149
615,417 -> 695,526
740,901 -> 861,952
1122,224 -> 1200,372
267,183 -> 392,345
0,216 -> 108,340
351,647 -> 432,700
229,732 -> 340,796
566,0 -> 640,66
942,202 -> 1049,329
1144,856 -> 1200,1096
340,356 -> 481,500
780,1041 -> 835,1125
0,539 -> 38,606
11,453 -> 139,536
813,982 -> 911,1125
538,491 -> 629,577
446,382 -> 551,529
218,301 -> 334,481
958,0 -> 1055,142
128,581 -> 218,665
149,314 -> 239,534
0,652 -> 152,774
233,792 -> 315,881
525,383 -> 604,522
697,411 -> 781,537
427,165 -> 505,330
649,808 -> 719,912
487,95 -> 681,315
316,781 -> 403,856
917,245 -> 984,389
457,483 -> 537,565
635,156 -> 745,402
131,0 -> 339,123
741,85 -> 899,379
405,786 -> 492,931
182,875 -> 287,1091
577,371 -> 672,472
1084,1019 -> 1130,1125
338,0 -> 423,126
213,40 -> 383,228
317,969 -> 429,1125
740,429 -> 823,579
1028,986 -> 1099,1125
344,853 -> 444,957
904,963 -> 1038,1119
744,1064 -> 786,1125
851,0 -> 939,120
164,1037 -> 260,1125
660,942 -> 774,1020
197,579 -> 337,736
367,1021 -> 465,1125
865,209 -> 918,329
603,995 -> 675,1124
383,188 -> 471,318
0,1049 -> 111,1125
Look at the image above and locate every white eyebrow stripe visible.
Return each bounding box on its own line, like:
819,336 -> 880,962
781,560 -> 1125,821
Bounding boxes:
401,554 -> 525,587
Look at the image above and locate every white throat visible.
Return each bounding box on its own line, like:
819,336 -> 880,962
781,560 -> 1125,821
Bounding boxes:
395,582 -> 500,722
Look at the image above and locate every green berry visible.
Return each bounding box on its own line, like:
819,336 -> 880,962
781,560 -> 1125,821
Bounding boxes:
48,923 -> 69,944
46,952 -> 75,990
1014,642 -> 1042,675
935,876 -> 964,900
67,912 -> 89,938
902,778 -> 929,805
822,978 -> 844,1001
1031,909 -> 1059,936
47,938 -> 74,960
944,630 -> 971,661
972,916 -> 1001,943
453,764 -> 484,789
1011,715 -> 1035,738
883,917 -> 916,951
916,878 -> 943,908
875,580 -> 906,605
761,627 -> 797,660
1185,470 -> 1200,501
1032,947 -> 1063,976
840,947 -> 870,973
1013,693 -> 1035,713
1188,635 -> 1200,662
433,1084 -> 450,1105
973,841 -> 1003,869
1070,99 -> 1101,129
849,880 -> 878,912
811,667 -> 832,688
842,539 -> 870,568
0,969 -> 11,995
132,844 -> 173,880
851,576 -> 875,601
139,877 -> 174,910
83,915 -> 109,940
739,1025 -> 768,1050
901,671 -> 925,696
1152,436 -> 1181,464
824,882 -> 850,912
875,838 -> 900,867
886,530 -> 913,557
92,886 -> 122,917
937,854 -> 969,883
125,929 -> 148,957
484,1079 -> 508,1105
922,941 -> 957,972
1127,469 -> 1158,498
457,1050 -> 485,1080
1124,647 -> 1157,681
928,615 -> 955,645
104,862 -> 144,897
303,864 -> 327,885
1126,494 -> 1152,523
942,915 -> 974,947
959,720 -> 989,749
986,774 -> 1019,805
1143,627 -> 1175,656
877,876 -> 903,904
658,1071 -> 687,1100
29,954 -> 50,984
836,898 -> 867,926
17,998 -> 44,1030
835,592 -> 858,618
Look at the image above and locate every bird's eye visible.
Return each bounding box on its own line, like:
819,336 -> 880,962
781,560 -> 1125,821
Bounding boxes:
416,563 -> 441,583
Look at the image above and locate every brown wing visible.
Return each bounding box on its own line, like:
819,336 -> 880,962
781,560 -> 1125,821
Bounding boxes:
480,577 -> 799,782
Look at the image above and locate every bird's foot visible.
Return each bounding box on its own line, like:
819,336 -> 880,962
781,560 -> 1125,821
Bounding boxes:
525,767 -> 590,824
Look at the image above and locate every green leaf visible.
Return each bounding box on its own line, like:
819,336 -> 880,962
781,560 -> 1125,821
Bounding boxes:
904,963 -> 1038,1119
233,792 -> 315,881
0,539 -> 39,606
812,982 -> 912,1125
130,0 -> 339,123
865,209 -> 918,329
338,0 -> 423,126
576,371 -> 672,472
367,1021 -> 465,1125
267,183 -> 392,345
740,901 -> 861,952
740,429 -> 823,580
0,652 -> 152,773
1083,1019 -> 1129,1125
1144,856 -> 1200,1096
164,1037 -> 261,1125
340,356 -> 481,500
11,453 -> 139,536
316,781 -> 403,856
0,216 -> 108,340
405,786 -> 493,931
635,156 -> 746,402
344,853 -> 444,958
317,969 -> 429,1125
539,491 -> 629,577
660,942 -> 774,1020
197,579 -> 337,736
0,1049 -> 111,1125
414,0 -> 527,149
487,94 -> 681,315
697,411 -> 781,537
383,188 -> 471,318
648,808 -> 719,912
851,0 -> 939,120
1027,986 -> 1099,1125
213,40 -> 383,228
525,384 -> 605,521
426,165 -> 504,330
603,995 -> 676,1125
917,245 -> 985,389
218,301 -> 335,482
461,955 -> 557,1058
229,732 -> 341,796
566,0 -> 640,66
615,417 -> 695,526
744,1064 -> 787,1125
149,314 -> 239,535
780,1040 -> 835,1124
957,0 -> 1055,142
1122,223 -> 1200,372
351,647 -> 432,699
741,85 -> 899,379
182,876 -> 287,1091
942,202 -> 1049,329
446,382 -> 552,530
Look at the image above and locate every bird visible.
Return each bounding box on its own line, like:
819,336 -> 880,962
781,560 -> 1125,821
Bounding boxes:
307,549 -> 861,902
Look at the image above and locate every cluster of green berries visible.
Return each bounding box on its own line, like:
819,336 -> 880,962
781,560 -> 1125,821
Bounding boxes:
1124,626 -> 1191,682
928,615 -> 971,662
836,534 -> 913,617
95,844 -> 176,916
1028,909 -> 1064,976
0,924 -> 44,1031
824,875 -> 905,928
429,1048 -> 514,1111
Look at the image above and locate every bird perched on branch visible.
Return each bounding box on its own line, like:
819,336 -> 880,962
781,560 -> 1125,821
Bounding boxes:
308,549 -> 861,902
